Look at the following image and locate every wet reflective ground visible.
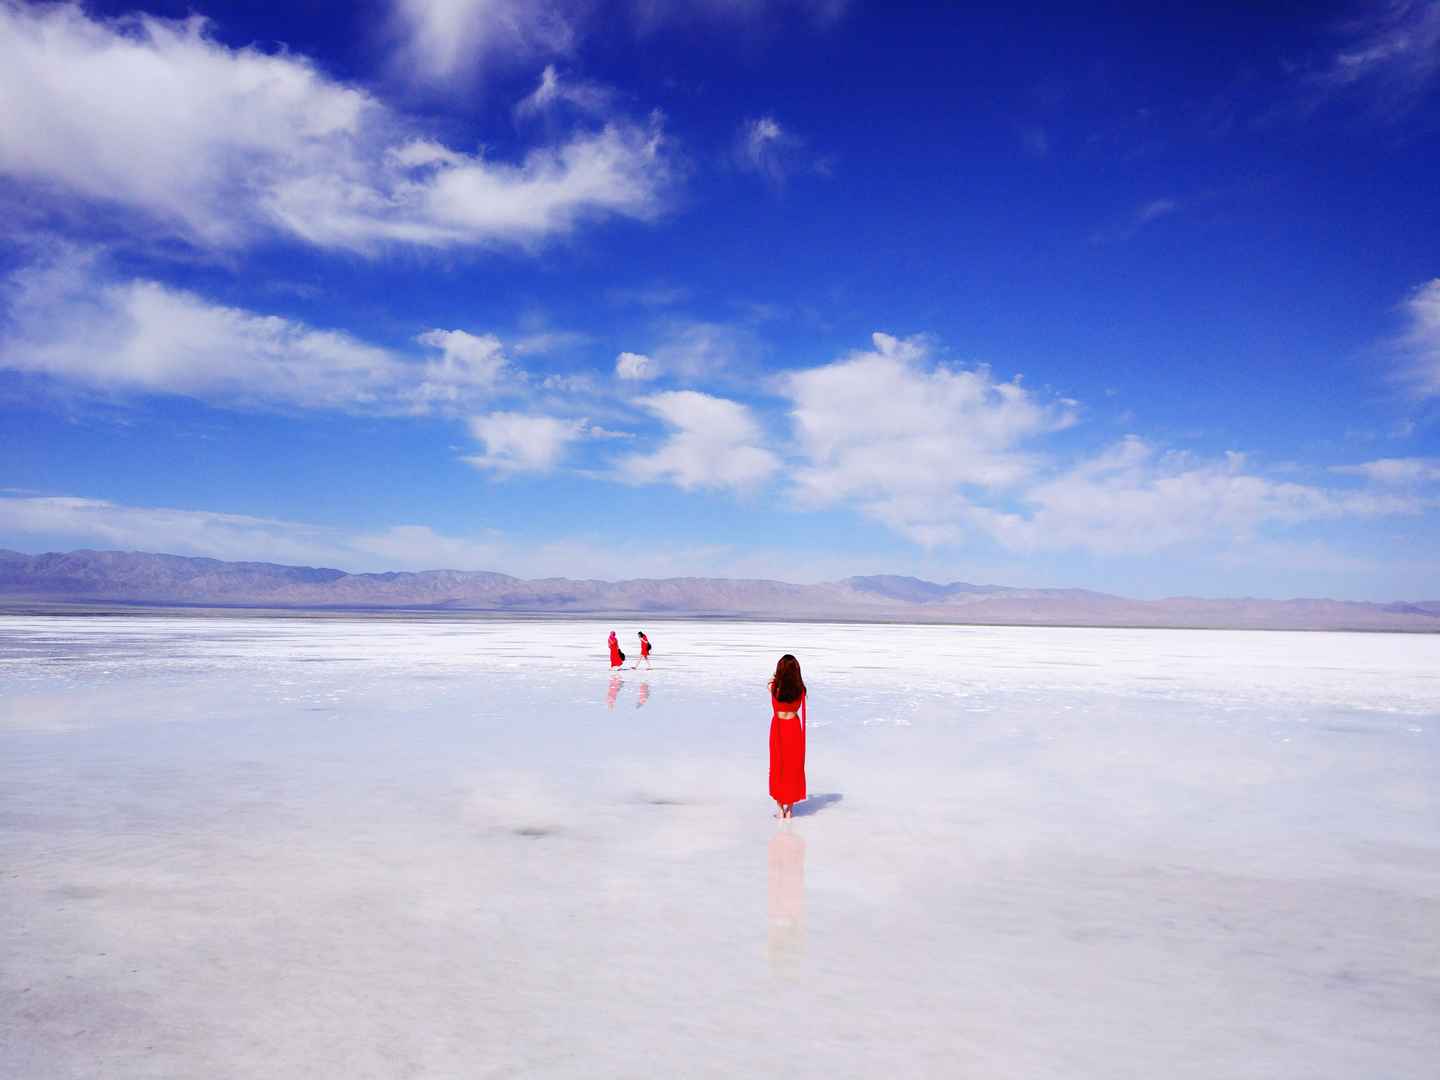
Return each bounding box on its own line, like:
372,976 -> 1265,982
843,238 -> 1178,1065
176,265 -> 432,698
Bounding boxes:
2,616 -> 1438,1077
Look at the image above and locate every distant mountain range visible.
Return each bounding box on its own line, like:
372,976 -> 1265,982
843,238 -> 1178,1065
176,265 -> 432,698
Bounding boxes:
2,549 -> 1438,631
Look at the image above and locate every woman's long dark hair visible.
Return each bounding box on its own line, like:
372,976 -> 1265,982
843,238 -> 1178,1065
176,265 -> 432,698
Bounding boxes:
772,654 -> 805,702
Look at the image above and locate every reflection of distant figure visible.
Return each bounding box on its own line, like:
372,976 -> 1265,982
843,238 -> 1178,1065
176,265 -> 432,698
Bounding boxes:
635,682 -> 650,709
633,631 -> 652,669
768,825 -> 806,977
608,631 -> 625,671
768,654 -> 807,819
607,675 -> 623,710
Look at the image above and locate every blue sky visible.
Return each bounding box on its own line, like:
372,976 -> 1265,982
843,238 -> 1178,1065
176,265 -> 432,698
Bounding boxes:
1,0 -> 1439,599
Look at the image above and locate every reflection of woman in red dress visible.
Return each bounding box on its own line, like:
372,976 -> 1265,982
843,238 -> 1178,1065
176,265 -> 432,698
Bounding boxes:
607,631 -> 625,670
768,826 -> 806,975
768,654 -> 807,819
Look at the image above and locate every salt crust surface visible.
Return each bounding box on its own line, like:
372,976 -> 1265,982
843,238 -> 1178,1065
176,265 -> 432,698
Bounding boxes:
2,616 -> 1438,1078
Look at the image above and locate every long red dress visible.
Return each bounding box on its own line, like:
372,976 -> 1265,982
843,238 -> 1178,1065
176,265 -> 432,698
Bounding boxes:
769,690 -> 807,805
608,634 -> 624,667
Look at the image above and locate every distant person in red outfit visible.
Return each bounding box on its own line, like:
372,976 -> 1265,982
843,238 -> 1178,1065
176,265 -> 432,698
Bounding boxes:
634,631 -> 652,669
768,654 -> 807,819
608,631 -> 625,670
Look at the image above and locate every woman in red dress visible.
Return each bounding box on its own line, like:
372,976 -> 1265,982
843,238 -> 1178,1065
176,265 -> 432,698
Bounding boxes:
607,631 -> 625,670
635,631 -> 652,669
768,654 -> 807,819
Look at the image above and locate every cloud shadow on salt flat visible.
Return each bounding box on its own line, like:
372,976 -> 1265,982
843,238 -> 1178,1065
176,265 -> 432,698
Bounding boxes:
792,793 -> 843,817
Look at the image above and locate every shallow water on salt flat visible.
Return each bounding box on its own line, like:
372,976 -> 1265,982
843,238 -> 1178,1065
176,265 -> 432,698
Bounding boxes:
2,616 -> 1438,1078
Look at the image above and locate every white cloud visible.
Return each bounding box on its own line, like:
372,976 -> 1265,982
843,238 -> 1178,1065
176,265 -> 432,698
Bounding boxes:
387,0 -> 850,87
776,332 -> 1432,555
387,0 -> 576,88
0,4 -> 369,249
615,351 -> 659,380
1397,278 -> 1440,397
411,330 -> 513,407
1332,457 -> 1440,485
968,437 -> 1432,556
464,411 -> 587,473
623,391 -> 779,490
783,332 -> 1074,529
267,118 -> 669,254
0,248 -> 517,413
0,3 -> 669,253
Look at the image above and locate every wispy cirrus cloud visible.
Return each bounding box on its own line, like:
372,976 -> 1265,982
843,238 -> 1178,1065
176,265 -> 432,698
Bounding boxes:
0,493 -> 508,571
1018,124 -> 1050,158
736,116 -> 797,187
1135,197 -> 1179,225
1332,456 -> 1440,485
1311,0 -> 1440,118
1394,278 -> 1440,398
384,0 -> 851,90
1091,196 -> 1181,244
631,0 -> 851,35
386,0 -> 576,90
735,114 -> 832,188
968,438 -> 1431,556
515,64 -> 615,120
511,329 -> 593,357
649,319 -> 763,379
0,2 -> 670,254
604,282 -> 690,308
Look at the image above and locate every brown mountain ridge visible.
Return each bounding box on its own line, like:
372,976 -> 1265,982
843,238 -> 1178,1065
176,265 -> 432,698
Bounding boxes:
1,549 -> 1437,631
